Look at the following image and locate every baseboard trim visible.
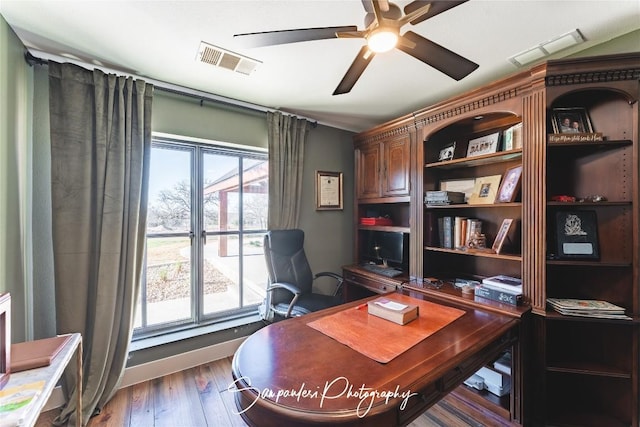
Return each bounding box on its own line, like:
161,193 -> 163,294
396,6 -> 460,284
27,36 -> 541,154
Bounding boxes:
43,337 -> 245,412
120,336 -> 246,388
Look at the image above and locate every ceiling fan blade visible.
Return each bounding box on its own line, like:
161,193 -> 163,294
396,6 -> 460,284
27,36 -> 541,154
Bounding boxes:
234,26 -> 358,47
397,31 -> 478,80
336,29 -> 369,40
333,46 -> 375,96
361,0 -> 373,13
403,1 -> 469,25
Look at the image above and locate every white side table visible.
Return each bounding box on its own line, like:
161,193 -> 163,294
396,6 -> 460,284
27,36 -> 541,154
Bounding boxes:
2,333 -> 82,427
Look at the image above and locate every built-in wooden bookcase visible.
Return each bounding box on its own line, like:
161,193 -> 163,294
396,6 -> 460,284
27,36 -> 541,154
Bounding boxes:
531,55 -> 640,427
422,112 -> 524,282
351,53 -> 639,427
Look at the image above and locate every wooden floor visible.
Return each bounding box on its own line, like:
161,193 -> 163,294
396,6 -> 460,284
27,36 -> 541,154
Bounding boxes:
36,357 -> 511,427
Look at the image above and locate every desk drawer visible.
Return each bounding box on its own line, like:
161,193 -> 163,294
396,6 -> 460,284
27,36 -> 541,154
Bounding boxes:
438,329 -> 516,393
343,270 -> 397,294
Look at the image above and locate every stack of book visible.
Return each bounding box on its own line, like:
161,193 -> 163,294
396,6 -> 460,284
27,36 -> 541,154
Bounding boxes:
424,191 -> 465,206
475,275 -> 523,306
438,216 -> 483,249
547,298 -> 632,320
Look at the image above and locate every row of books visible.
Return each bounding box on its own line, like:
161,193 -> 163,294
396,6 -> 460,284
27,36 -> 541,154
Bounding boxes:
474,275 -> 523,306
547,298 -> 632,320
437,216 -> 483,250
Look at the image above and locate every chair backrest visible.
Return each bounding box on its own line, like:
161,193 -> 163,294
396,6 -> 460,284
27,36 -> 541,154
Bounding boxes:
264,229 -> 314,298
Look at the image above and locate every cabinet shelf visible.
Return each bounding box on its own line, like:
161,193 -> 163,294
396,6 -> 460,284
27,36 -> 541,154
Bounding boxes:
426,202 -> 521,209
358,225 -> 410,233
425,246 -> 521,261
546,259 -> 632,268
547,139 -> 632,149
547,201 -> 631,208
425,149 -> 522,169
546,362 -> 631,379
543,309 -> 639,324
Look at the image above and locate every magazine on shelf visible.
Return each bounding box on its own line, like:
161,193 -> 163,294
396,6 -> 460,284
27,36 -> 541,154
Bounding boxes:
546,298 -> 625,313
547,298 -> 631,320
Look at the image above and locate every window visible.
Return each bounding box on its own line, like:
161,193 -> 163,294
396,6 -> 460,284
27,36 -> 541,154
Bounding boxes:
133,136 -> 268,338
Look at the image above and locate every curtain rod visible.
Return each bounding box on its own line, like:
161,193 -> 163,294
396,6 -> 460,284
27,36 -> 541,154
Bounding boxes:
24,50 -> 318,127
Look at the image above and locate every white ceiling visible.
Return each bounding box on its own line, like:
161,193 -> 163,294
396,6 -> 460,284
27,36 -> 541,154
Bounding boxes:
1,1 -> 639,132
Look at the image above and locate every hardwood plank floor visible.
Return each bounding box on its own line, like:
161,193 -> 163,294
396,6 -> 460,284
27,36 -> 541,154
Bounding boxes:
36,357 -> 513,427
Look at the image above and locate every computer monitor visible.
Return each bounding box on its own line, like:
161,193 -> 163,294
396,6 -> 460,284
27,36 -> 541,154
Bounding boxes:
361,230 -> 408,269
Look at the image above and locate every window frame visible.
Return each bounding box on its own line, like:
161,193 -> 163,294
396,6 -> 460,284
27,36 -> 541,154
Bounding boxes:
133,135 -> 268,340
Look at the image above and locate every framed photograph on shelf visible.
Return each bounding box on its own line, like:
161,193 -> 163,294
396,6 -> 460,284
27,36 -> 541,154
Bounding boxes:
468,175 -> 502,205
438,142 -> 456,161
502,123 -> 523,150
555,210 -> 599,259
315,171 -> 343,210
492,218 -> 514,254
551,107 -> 594,134
495,164 -> 523,203
466,132 -> 500,157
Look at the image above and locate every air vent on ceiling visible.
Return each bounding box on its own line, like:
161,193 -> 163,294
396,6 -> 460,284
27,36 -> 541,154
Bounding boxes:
197,42 -> 261,75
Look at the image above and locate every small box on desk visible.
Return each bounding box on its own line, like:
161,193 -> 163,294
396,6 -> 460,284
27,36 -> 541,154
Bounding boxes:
367,298 -> 419,325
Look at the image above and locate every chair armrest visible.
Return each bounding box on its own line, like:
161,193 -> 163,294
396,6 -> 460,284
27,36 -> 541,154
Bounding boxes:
314,272 -> 344,296
267,281 -> 302,296
314,272 -> 343,282
266,282 -> 302,318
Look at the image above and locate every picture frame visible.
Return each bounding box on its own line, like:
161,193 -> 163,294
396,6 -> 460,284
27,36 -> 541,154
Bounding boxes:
466,132 -> 500,157
502,123 -> 523,151
551,107 -> 594,134
439,178 -> 476,203
555,210 -> 599,259
315,170 -> 343,210
468,175 -> 502,205
0,293 -> 10,390
438,142 -> 456,161
492,218 -> 514,254
495,164 -> 523,203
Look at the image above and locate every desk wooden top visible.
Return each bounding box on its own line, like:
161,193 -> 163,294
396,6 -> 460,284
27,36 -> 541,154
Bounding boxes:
231,290 -> 520,426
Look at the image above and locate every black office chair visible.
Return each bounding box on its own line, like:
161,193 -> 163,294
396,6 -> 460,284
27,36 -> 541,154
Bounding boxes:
260,229 -> 344,322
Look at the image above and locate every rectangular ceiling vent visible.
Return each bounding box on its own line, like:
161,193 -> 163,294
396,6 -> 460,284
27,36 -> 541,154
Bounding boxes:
197,42 -> 261,76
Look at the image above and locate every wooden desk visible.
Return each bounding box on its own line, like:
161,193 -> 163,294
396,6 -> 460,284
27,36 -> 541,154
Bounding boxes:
231,290 -> 520,426
2,333 -> 82,427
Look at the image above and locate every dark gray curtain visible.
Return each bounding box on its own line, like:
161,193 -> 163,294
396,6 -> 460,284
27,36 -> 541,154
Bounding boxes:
267,111 -> 311,229
48,62 -> 153,426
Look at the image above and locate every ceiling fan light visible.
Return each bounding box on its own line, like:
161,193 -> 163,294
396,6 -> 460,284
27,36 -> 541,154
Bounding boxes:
367,29 -> 398,53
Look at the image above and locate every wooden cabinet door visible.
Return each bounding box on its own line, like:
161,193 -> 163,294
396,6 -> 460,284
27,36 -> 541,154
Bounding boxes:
382,135 -> 410,197
356,143 -> 381,199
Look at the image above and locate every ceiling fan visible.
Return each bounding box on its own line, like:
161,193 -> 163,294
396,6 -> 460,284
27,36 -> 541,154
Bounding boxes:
233,0 -> 479,95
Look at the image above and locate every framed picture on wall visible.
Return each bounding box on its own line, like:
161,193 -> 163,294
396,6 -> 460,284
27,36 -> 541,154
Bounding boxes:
316,171 -> 343,210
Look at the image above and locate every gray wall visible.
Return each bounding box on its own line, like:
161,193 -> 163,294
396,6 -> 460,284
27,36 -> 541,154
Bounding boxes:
0,15 -> 33,343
